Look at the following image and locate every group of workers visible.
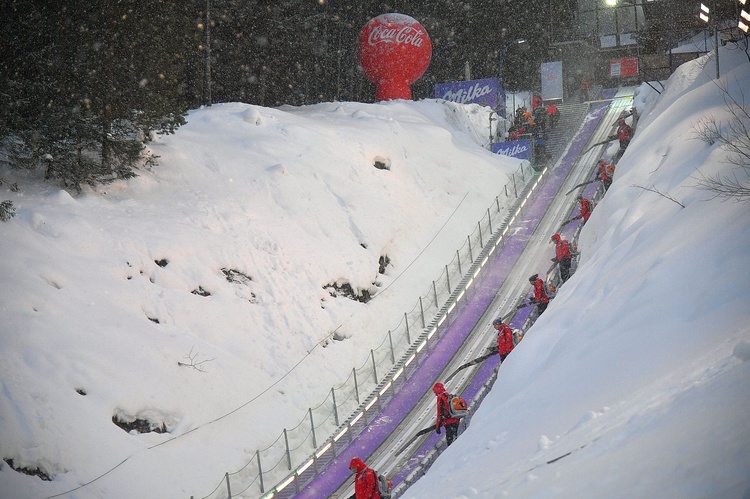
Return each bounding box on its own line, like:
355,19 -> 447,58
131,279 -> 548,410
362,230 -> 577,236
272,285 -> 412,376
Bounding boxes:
348,110 -> 637,499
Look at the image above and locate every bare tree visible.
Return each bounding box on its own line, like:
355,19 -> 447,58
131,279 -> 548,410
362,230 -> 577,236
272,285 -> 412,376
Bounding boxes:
177,346 -> 216,373
692,78 -> 750,201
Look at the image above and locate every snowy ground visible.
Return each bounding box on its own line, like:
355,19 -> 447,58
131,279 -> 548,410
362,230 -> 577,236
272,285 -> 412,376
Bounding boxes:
1,41 -> 749,499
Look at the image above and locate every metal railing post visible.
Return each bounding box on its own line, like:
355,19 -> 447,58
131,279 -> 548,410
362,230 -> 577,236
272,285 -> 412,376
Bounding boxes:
353,368 -> 360,404
309,408 -> 317,449
331,388 -> 339,427
388,330 -> 395,363
257,450 -> 264,493
371,350 -> 378,384
284,429 -> 292,469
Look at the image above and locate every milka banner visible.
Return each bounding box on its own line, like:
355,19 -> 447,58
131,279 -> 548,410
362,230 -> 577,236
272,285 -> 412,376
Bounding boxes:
435,78 -> 499,109
541,61 -> 563,101
492,139 -> 532,160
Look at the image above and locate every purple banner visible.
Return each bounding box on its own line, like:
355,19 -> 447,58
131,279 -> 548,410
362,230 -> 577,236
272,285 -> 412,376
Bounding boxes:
435,78 -> 499,108
492,139 -> 532,160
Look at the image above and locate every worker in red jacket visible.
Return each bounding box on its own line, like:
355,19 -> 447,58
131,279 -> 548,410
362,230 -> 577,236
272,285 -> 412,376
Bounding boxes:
348,457 -> 380,499
576,195 -> 592,223
493,317 -> 515,361
615,118 -> 634,160
528,273 -> 550,316
551,233 -> 574,282
597,160 -> 615,191
433,382 -> 461,446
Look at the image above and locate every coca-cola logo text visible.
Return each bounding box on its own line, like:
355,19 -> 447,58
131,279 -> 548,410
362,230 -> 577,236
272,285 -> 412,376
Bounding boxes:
367,25 -> 425,47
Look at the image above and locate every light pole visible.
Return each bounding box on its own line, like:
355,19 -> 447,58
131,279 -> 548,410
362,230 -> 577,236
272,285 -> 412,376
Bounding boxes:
700,1 -> 720,79
498,38 -> 526,120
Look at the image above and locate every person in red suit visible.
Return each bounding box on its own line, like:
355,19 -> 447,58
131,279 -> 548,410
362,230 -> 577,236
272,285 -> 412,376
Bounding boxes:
348,457 -> 380,499
576,195 -> 592,223
492,317 -> 515,361
433,382 -> 461,446
551,233 -> 573,283
528,273 -> 550,316
597,160 -> 615,191
615,118 -> 634,160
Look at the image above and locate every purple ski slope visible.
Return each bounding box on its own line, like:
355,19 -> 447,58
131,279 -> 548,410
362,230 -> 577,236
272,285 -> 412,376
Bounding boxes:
294,94 -> 614,499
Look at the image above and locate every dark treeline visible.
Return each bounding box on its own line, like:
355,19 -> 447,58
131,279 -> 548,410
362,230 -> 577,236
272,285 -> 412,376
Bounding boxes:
0,0 -> 707,193
1,0 -> 550,191
1,0 -> 552,191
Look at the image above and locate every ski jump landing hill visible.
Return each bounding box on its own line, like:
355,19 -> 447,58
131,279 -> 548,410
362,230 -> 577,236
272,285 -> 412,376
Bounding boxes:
264,88 -> 634,499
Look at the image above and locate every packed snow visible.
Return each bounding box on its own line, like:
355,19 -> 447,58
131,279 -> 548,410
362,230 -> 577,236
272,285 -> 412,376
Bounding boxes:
1,42 -> 749,499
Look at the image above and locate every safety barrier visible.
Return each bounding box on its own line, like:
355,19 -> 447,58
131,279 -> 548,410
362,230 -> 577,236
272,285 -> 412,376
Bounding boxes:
190,159 -> 538,499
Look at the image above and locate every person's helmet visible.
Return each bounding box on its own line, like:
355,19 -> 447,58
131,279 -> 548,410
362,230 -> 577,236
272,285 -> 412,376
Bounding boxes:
599,160 -> 606,166
492,317 -> 503,326
433,382 -> 445,395
529,273 -> 538,282
551,233 -> 561,242
618,118 -> 626,124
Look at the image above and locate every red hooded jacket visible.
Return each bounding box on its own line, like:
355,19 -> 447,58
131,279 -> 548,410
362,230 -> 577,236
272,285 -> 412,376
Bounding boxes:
579,197 -> 592,222
532,277 -> 550,304
617,121 -> 633,142
349,457 -> 380,499
552,233 -> 572,261
433,382 -> 460,429
495,322 -> 514,356
598,161 -> 615,181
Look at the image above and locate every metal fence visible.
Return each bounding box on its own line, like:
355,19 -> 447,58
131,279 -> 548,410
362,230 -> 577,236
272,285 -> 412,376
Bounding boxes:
191,159 -> 538,499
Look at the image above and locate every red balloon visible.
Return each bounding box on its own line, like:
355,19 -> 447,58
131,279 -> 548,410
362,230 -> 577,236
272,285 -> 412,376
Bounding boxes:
358,13 -> 432,101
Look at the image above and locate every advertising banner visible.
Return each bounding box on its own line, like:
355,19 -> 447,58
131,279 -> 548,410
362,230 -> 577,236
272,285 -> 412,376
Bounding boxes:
541,61 -> 563,101
610,57 -> 638,78
435,78 -> 499,109
492,139 -> 532,160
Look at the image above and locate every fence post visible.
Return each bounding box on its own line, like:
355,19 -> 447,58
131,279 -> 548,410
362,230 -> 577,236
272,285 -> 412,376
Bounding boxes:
309,408 -> 317,449
496,195 -> 501,212
432,281 -> 438,308
284,429 -> 292,469
513,173 -> 518,198
520,163 -> 526,182
505,184 -> 509,198
487,208 -> 492,234
418,299 -> 424,330
388,330 -> 395,364
225,472 -> 232,499
257,450 -> 264,494
478,222 -> 484,248
456,250 -> 462,275
445,265 -> 451,294
331,388 -> 339,427
468,235 -> 473,262
353,368 -> 360,404
371,350 -> 378,384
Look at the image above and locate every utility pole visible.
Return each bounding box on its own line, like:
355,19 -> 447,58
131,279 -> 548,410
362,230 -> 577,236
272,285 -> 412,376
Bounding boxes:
205,0 -> 212,105
714,0 -> 720,80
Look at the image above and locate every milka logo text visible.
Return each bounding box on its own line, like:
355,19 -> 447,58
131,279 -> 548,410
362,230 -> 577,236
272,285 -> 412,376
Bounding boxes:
440,83 -> 493,104
496,143 -> 529,157
368,25 -> 425,47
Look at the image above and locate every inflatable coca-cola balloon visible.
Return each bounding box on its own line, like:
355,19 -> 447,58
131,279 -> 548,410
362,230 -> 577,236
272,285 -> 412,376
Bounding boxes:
358,13 -> 432,101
